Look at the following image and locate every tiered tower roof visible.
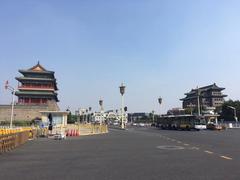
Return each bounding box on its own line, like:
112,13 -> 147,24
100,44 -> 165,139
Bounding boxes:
15,62 -> 59,104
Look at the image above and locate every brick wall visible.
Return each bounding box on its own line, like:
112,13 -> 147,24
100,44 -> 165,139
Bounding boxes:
0,101 -> 60,121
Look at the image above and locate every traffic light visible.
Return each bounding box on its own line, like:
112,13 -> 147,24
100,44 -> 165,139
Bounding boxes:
124,106 -> 127,112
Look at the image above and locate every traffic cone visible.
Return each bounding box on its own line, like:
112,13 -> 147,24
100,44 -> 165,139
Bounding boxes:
76,130 -> 79,136
67,129 -> 70,136
74,129 -> 77,136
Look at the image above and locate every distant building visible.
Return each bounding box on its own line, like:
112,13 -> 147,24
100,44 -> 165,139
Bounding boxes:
92,112 -> 106,124
180,83 -> 227,110
15,62 -> 59,105
128,113 -> 150,123
167,108 -> 185,115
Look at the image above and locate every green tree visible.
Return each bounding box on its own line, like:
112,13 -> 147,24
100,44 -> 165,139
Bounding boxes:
67,111 -> 78,124
220,100 -> 240,121
184,108 -> 192,115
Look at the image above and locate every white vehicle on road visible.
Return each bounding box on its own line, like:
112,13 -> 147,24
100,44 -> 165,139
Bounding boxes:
139,123 -> 145,127
194,124 -> 207,130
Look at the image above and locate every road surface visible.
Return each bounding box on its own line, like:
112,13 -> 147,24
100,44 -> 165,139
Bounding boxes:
0,127 -> 239,180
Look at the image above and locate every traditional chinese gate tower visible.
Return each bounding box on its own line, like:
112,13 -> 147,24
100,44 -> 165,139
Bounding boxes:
15,62 -> 59,105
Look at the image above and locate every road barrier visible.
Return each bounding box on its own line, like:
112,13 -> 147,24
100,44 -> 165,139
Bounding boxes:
66,124 -> 108,136
219,122 -> 240,129
0,127 -> 37,153
66,129 -> 79,137
36,128 -> 49,137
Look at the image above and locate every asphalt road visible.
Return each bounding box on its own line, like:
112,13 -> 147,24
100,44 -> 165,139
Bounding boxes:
0,127 -> 240,180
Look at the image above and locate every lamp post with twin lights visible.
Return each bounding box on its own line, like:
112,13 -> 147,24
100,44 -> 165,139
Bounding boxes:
227,106 -> 238,123
5,81 -> 15,129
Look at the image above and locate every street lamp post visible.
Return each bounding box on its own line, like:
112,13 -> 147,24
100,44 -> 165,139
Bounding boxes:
66,106 -> 70,119
152,110 -> 155,124
187,103 -> 195,115
227,106 -> 238,122
99,99 -> 103,112
119,83 -> 126,129
86,109 -> 88,122
89,107 -> 92,122
158,97 -> 162,117
99,99 -> 104,124
197,87 -> 201,116
5,81 -> 15,129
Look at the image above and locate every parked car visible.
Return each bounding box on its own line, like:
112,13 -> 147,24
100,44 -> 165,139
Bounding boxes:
194,124 -> 207,130
54,132 -> 66,140
113,122 -> 119,126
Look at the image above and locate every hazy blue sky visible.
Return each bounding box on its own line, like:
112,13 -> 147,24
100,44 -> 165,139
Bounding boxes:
0,0 -> 240,113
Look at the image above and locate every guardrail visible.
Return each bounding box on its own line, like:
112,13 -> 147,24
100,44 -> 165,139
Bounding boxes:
66,124 -> 108,136
0,128 -> 37,153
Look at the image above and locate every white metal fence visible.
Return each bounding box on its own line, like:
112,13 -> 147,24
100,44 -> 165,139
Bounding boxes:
219,122 -> 240,129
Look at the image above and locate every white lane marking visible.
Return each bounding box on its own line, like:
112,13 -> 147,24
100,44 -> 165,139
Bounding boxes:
191,147 -> 200,150
157,145 -> 185,150
184,144 -> 190,146
177,141 -> 182,143
220,156 -> 233,160
204,150 -> 214,154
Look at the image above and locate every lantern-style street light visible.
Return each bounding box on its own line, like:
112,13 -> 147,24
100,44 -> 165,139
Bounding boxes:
227,106 -> 238,122
152,110 -> 155,124
197,87 -> 201,116
158,97 -> 162,116
119,83 -> 126,129
99,99 -> 104,124
99,99 -> 103,111
187,103 -> 195,115
89,107 -> 92,122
